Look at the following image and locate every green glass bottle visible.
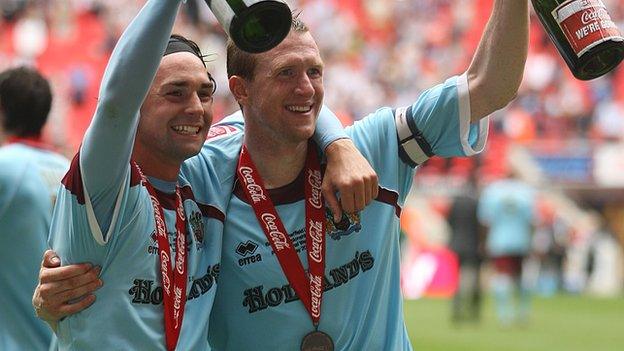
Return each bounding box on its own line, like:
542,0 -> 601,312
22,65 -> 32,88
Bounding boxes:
204,0 -> 292,53
531,0 -> 624,80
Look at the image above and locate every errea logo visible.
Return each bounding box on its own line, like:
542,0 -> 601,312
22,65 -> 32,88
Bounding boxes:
236,240 -> 258,256
236,240 -> 262,267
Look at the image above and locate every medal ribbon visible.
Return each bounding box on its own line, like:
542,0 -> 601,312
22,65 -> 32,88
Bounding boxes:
136,164 -> 188,351
237,142 -> 326,326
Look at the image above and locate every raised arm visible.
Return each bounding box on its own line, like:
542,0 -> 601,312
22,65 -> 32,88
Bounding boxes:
79,0 -> 182,232
466,0 -> 529,121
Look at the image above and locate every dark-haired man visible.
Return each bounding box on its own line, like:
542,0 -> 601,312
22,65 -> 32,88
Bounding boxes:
37,0 -> 374,350
0,66 -> 69,350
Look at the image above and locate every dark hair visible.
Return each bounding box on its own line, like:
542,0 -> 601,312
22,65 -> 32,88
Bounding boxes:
226,14 -> 309,80
0,66 -> 52,137
168,34 -> 217,94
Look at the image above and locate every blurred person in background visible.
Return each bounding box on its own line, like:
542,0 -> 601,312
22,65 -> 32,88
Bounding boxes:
448,170 -> 485,325
0,66 -> 70,350
530,201 -> 567,297
585,216 -> 624,296
478,169 -> 536,327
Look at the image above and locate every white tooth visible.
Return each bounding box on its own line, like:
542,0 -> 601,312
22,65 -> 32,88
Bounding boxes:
288,105 -> 311,112
172,126 -> 200,134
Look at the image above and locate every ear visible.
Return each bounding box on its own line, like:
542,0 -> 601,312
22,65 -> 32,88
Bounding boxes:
229,76 -> 248,105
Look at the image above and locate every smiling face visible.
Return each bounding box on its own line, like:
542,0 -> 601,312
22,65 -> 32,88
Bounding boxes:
230,30 -> 324,146
136,52 -> 214,169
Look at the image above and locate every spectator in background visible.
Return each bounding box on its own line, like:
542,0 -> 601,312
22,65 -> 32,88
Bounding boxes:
531,202 -> 567,296
448,171 -> 485,325
478,170 -> 536,327
0,66 -> 71,350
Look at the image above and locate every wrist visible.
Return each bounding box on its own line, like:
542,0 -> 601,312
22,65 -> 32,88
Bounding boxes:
325,138 -> 354,158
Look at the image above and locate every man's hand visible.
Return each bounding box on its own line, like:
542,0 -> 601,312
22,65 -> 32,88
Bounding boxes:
32,250 -> 102,331
323,139 -> 378,222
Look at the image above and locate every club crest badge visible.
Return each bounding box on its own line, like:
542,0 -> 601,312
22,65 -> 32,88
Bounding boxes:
325,209 -> 361,240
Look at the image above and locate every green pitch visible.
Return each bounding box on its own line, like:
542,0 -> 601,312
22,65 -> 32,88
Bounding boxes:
404,295 -> 624,351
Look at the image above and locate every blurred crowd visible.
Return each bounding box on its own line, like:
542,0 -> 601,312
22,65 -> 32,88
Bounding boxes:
1,0 -> 623,152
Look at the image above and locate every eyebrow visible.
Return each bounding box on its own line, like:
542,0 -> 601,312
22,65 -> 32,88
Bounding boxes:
270,61 -> 324,75
162,80 -> 213,89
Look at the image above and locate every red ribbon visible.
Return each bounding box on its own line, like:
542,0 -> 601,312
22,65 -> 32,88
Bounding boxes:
136,164 -> 187,351
236,141 -> 326,326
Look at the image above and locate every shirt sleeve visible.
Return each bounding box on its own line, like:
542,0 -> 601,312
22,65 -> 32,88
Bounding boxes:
346,110 -> 415,205
313,105 -> 349,150
394,74 -> 489,167
345,74 -> 491,202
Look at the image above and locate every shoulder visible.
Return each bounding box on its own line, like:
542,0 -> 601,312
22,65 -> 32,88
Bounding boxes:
206,124 -> 242,142
189,128 -> 244,167
0,145 -> 29,178
0,144 -> 23,161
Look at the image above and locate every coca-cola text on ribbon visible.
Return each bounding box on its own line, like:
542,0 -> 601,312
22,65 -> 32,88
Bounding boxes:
173,286 -> 183,328
310,274 -> 322,319
160,251 -> 171,293
307,169 -> 323,209
240,167 -> 266,202
308,219 -> 323,263
261,213 -> 290,251
176,230 -> 186,274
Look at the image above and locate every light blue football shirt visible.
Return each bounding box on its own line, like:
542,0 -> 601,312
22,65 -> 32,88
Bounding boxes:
478,178 -> 536,257
51,157 -> 225,351
207,74 -> 489,350
0,142 -> 69,351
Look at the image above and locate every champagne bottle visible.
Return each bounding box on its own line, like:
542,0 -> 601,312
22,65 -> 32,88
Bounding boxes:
531,0 -> 624,80
204,0 -> 292,53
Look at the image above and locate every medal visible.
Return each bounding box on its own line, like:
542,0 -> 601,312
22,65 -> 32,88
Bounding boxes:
237,141 -> 333,347
301,330 -> 334,351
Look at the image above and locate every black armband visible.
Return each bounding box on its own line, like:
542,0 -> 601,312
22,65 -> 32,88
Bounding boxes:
394,106 -> 434,167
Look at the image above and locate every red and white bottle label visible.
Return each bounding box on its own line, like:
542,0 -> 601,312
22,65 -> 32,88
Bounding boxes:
552,0 -> 624,57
